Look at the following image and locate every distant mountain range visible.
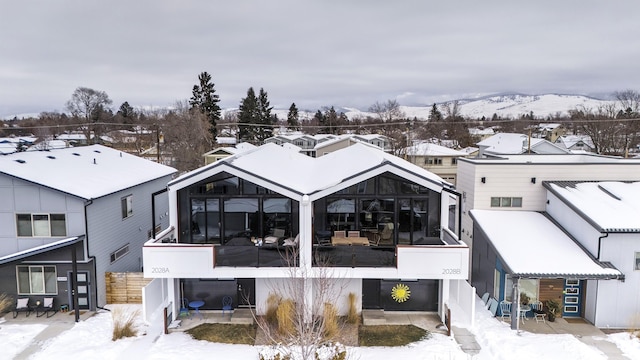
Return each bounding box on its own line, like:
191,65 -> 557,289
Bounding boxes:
4,93 -> 616,121
269,93 -> 615,121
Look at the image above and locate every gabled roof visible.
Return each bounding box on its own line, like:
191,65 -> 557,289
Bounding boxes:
0,145 -> 176,200
555,135 -> 594,149
170,143 -> 450,199
471,210 -> 623,279
544,181 -> 640,233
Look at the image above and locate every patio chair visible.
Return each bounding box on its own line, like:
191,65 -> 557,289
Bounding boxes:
13,297 -> 32,318
333,230 -> 346,238
222,296 -> 234,318
481,292 -> 490,305
531,301 -> 546,323
499,300 -> 511,321
378,222 -> 394,245
347,231 -> 360,238
36,297 -> 58,318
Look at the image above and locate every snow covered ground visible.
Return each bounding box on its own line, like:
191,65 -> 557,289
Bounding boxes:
2,299 -> 640,360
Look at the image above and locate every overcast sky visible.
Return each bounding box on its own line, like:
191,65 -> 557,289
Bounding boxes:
2,1 -> 639,118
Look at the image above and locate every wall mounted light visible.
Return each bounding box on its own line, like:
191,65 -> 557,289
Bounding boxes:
531,177 -> 536,184
481,177 -> 486,184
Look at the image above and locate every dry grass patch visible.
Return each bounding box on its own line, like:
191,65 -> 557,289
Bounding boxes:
0,293 -> 12,314
359,325 -> 429,346
187,323 -> 257,345
111,307 -> 139,341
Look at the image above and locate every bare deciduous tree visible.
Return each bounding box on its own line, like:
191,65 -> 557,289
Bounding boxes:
161,101 -> 212,171
65,87 -> 113,144
252,248 -> 350,360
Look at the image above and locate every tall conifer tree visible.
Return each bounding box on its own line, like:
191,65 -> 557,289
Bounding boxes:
189,71 -> 221,143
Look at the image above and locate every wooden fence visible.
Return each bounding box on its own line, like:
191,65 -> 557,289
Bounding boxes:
105,272 -> 152,304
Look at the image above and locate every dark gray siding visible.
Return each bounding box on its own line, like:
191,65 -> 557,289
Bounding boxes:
471,222 -> 498,297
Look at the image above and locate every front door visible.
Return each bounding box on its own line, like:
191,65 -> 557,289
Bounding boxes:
562,279 -> 582,317
362,279 -> 381,309
236,278 -> 255,308
67,271 -> 91,310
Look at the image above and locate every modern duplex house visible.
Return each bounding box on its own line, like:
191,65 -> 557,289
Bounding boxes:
143,143 -> 469,322
457,154 -> 640,328
0,145 -> 176,311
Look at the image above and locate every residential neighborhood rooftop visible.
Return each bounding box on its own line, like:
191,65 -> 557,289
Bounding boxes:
0,145 -> 176,199
459,153 -> 640,164
470,210 -> 623,279
544,181 -> 640,233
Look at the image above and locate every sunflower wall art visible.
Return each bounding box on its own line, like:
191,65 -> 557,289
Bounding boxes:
391,283 -> 411,303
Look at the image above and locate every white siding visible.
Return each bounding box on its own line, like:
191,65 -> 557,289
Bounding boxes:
546,192 -> 603,256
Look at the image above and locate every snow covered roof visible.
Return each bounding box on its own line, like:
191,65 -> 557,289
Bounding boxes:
555,135 -> 594,149
405,142 -> 468,156
471,210 -> 623,279
0,236 -> 84,265
0,145 -> 176,200
477,133 -> 570,155
544,181 -> 640,233
170,142 -> 449,198
459,153 -> 637,164
216,136 -> 237,145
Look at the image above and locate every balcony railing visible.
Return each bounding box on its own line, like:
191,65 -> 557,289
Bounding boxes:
215,245 -> 298,267
312,245 -> 396,267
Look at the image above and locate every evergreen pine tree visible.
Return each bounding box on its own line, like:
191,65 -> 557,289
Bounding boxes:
429,103 -> 443,122
238,87 -> 259,143
313,110 -> 325,134
287,103 -> 300,131
256,88 -> 274,142
189,71 -> 221,143
325,106 -> 338,134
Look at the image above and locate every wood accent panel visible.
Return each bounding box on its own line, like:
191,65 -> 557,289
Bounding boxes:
105,272 -> 152,304
539,279 -> 564,317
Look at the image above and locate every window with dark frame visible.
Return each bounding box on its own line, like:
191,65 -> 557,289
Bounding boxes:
16,214 -> 67,237
121,195 -> 133,219
16,265 -> 57,294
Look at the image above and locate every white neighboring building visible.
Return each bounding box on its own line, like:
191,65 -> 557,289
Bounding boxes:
477,133 -> 570,157
457,153 -> 640,328
143,143 -> 470,326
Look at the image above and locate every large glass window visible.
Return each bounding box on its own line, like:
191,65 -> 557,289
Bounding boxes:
326,198 -> 355,232
17,265 -> 57,294
16,214 -> 66,237
263,198 -> 292,237
224,198 -> 259,241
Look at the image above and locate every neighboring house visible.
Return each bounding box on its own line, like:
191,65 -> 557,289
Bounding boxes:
265,133 -> 392,157
0,136 -> 37,154
0,145 -> 176,311
457,154 -> 640,328
144,143 -> 469,325
537,123 -> 566,143
554,135 -> 595,153
404,142 -> 468,186
471,180 -> 640,329
477,133 -> 570,157
202,143 -> 257,165
468,127 -> 495,142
